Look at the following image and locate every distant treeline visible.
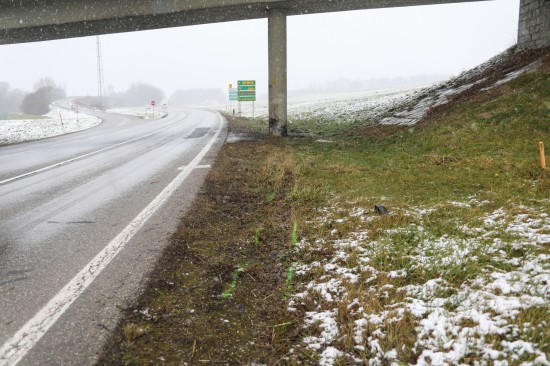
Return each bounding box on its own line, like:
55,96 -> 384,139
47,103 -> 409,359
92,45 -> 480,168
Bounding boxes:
0,79 -> 226,118
0,77 -> 66,117
0,82 -> 25,118
65,82 -> 165,110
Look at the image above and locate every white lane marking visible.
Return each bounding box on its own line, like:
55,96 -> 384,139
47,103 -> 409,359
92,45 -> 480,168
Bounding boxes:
0,151 -> 28,159
177,164 -> 211,171
0,113 -> 191,186
0,114 -> 225,366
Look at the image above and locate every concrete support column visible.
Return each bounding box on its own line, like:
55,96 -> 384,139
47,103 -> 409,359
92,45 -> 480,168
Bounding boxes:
268,8 -> 288,136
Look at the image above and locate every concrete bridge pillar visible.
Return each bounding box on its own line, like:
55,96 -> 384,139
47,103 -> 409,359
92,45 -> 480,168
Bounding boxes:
268,8 -> 288,136
518,0 -> 550,49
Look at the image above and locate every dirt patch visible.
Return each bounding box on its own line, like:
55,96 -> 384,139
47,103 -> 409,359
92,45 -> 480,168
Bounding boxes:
98,120 -> 299,365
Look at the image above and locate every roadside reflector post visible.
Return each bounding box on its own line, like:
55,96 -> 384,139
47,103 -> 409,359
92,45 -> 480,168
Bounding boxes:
540,142 -> 546,169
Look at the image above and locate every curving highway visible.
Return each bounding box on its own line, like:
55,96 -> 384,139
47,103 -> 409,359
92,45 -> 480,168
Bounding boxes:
0,107 -> 226,365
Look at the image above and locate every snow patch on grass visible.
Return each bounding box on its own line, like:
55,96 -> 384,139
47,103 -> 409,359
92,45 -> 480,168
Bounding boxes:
289,204 -> 550,365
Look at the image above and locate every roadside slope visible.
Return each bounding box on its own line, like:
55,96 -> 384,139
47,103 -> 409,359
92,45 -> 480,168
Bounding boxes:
99,48 -> 549,365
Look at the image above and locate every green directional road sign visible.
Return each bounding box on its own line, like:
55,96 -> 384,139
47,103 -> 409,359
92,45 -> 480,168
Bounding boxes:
238,80 -> 256,102
228,88 -> 238,101
238,80 -> 255,86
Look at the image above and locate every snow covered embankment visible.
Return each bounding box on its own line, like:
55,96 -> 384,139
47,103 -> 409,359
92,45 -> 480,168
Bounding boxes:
237,88 -> 419,123
107,107 -> 167,120
0,106 -> 101,146
379,49 -> 545,126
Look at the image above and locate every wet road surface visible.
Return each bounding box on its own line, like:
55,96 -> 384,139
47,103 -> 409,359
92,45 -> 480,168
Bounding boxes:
0,107 -> 226,365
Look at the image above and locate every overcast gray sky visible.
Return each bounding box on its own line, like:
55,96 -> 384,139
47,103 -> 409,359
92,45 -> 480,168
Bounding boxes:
0,0 -> 519,98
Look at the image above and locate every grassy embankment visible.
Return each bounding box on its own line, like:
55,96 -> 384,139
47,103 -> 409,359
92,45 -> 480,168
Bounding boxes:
0,112 -> 45,120
102,67 -> 549,365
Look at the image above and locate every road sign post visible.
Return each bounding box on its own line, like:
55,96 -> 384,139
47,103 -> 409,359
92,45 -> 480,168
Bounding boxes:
228,85 -> 238,112
238,80 -> 256,117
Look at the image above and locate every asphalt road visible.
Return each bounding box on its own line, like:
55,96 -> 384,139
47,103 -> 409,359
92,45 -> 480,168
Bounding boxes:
0,106 -> 227,365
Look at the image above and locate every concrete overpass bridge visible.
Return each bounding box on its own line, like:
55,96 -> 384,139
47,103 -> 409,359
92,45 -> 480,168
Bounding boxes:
1,0 -> 549,135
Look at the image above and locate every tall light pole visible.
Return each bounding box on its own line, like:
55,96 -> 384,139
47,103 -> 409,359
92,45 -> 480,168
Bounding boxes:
96,36 -> 105,109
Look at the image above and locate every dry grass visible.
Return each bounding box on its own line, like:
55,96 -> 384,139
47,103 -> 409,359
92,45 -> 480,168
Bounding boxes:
98,133 -> 300,365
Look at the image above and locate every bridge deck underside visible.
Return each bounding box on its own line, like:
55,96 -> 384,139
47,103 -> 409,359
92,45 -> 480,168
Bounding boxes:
0,0 -> 487,44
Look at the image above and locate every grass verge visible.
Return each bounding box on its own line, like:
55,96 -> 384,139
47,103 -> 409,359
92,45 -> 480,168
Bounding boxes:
99,58 -> 549,365
280,62 -> 550,365
99,117 -> 300,365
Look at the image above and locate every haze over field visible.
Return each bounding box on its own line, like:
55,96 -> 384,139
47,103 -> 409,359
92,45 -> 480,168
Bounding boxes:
0,0 -> 519,104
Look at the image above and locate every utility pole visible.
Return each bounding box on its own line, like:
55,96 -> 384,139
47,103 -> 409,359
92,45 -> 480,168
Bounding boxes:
96,36 -> 105,109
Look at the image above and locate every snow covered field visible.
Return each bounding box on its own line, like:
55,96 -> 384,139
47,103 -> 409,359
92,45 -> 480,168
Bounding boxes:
0,105 -> 170,146
107,107 -> 167,120
234,88 -> 418,120
219,87 -> 421,124
0,106 -> 101,146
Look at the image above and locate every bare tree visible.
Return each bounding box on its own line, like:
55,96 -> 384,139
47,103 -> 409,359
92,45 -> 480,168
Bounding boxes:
0,82 -> 26,117
20,78 -> 66,115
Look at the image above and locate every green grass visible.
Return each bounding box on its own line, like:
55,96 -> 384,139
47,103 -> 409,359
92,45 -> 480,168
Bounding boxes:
289,72 -> 550,212
290,222 -> 298,248
221,265 -> 247,299
0,112 -> 47,120
253,226 -> 264,245
274,69 -> 550,363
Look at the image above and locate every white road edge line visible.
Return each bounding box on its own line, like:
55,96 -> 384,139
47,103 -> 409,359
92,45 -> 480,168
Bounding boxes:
0,112 -> 191,186
0,113 -> 225,366
178,164 -> 211,171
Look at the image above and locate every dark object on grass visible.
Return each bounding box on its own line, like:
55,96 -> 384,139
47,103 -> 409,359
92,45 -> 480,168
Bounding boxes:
375,204 -> 389,215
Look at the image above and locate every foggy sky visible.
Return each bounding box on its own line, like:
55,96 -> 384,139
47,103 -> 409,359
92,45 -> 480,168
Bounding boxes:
0,0 -> 519,99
